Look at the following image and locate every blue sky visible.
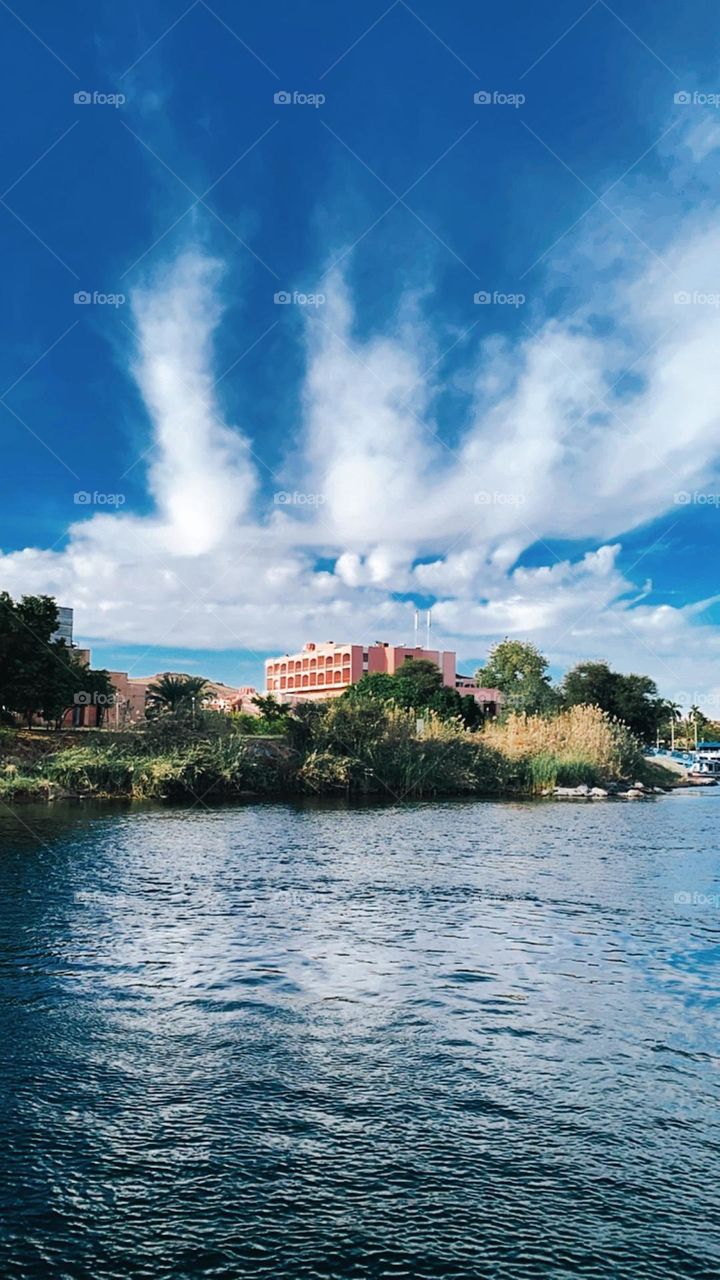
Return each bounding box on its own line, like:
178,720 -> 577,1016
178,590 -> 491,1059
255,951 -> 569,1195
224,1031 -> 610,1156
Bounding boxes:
1,0 -> 720,703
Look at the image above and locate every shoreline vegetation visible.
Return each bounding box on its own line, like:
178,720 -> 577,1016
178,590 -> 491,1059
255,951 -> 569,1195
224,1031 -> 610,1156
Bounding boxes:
0,703 -> 680,807
0,599 -> 697,807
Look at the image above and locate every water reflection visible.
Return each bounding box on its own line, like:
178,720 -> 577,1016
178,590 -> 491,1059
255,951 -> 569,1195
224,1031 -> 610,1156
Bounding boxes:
0,794 -> 719,1278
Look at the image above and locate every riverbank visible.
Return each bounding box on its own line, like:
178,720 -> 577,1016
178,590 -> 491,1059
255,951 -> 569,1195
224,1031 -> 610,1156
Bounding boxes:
0,705 -> 680,805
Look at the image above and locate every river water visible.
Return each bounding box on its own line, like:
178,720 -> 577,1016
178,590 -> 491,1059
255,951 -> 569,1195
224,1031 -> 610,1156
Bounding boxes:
0,792 -> 719,1279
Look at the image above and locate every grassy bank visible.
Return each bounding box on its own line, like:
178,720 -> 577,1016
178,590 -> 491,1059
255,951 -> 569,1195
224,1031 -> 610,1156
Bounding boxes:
0,704 -> 678,805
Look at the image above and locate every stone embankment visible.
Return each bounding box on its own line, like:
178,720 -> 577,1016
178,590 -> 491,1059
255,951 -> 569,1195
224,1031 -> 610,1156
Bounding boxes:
547,780 -> 670,800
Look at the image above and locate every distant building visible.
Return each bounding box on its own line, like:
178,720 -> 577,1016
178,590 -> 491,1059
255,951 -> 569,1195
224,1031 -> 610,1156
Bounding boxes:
204,682 -> 260,715
67,670 -> 261,728
65,671 -> 151,729
455,675 -> 502,717
229,686 -> 262,715
265,641 -> 502,714
53,606 -> 74,646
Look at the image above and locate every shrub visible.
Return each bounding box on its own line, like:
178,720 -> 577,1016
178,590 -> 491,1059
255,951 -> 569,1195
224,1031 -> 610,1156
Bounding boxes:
297,750 -> 353,793
45,746 -> 136,795
0,773 -> 52,802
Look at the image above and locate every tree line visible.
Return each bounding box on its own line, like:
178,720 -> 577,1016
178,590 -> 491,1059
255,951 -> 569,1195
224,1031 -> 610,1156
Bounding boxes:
1,594 -> 708,745
474,639 -> 696,743
0,594 -> 114,728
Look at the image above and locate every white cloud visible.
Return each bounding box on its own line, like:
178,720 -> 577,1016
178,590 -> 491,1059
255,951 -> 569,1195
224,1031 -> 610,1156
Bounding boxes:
131,252 -> 256,555
3,176 -> 720,702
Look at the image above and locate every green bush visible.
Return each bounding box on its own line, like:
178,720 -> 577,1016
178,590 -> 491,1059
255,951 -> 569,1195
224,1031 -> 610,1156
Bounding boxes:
45,746 -> 135,795
297,750 -> 353,793
0,773 -> 52,802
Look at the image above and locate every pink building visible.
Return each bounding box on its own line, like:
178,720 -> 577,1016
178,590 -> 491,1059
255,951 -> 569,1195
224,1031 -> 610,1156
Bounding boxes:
229,686 -> 262,715
265,641 -> 502,713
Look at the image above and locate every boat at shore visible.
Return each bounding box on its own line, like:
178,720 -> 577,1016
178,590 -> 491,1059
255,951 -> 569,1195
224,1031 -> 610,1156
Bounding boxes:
647,746 -> 720,784
687,756 -> 720,782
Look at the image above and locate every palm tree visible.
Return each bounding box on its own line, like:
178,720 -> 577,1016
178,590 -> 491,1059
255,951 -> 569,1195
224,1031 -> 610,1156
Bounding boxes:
146,674 -> 209,718
664,700 -> 682,751
686,704 -> 701,749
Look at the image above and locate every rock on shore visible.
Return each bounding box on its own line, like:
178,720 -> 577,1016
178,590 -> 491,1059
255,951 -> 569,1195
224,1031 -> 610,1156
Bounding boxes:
549,779 -> 665,800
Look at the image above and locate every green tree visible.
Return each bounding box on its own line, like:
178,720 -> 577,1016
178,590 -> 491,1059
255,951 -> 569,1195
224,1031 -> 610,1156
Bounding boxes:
40,646 -> 87,727
343,673 -> 395,704
75,667 -> 116,728
344,659 -> 483,729
146,674 -> 210,718
250,693 -> 291,723
660,699 -> 683,750
685,703 -> 708,748
476,639 -> 559,716
561,660 -> 617,711
0,593 -> 102,728
391,659 -> 444,706
562,659 -> 665,743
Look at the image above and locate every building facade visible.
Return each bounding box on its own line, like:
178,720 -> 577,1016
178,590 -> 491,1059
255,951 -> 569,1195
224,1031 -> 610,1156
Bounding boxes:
67,671 -> 261,727
265,641 -> 501,713
53,606 -> 74,646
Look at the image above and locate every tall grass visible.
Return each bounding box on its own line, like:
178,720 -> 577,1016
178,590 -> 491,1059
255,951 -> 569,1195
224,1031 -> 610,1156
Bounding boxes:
483,704 -> 644,790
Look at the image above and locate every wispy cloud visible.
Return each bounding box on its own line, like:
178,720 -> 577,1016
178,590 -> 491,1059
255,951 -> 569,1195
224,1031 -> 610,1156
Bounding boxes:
3,122 -> 720,701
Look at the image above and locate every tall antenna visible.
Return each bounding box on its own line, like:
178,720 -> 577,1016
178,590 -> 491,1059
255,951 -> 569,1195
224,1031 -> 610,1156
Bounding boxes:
414,609 -> 419,648
426,608 -> 431,649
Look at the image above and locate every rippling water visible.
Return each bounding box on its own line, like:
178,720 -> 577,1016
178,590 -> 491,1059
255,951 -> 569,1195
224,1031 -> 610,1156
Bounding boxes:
1,792 -> 719,1279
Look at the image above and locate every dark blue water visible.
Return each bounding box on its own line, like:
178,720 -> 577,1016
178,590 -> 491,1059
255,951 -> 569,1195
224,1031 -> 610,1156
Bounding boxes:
1,792 -> 719,1279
